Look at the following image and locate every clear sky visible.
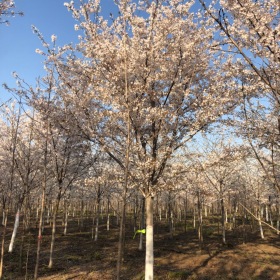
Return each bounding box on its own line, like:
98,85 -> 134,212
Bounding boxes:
0,0 -> 119,104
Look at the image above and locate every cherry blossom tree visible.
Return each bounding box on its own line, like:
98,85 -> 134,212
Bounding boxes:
5,0 -> 261,278
47,124 -> 93,268
0,102 -> 21,278
199,137 -> 247,244
0,101 -> 40,277
0,101 -> 22,254
14,0 -> 250,278
200,0 -> 280,194
240,97 -> 280,193
85,155 -> 116,241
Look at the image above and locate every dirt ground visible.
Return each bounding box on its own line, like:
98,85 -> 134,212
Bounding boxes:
2,215 -> 280,280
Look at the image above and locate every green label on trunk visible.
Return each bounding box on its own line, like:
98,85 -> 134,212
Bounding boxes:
133,229 -> 146,239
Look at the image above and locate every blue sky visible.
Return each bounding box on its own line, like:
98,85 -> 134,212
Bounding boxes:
0,0 -> 119,104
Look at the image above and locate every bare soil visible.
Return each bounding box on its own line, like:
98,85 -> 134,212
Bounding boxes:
2,215 -> 280,280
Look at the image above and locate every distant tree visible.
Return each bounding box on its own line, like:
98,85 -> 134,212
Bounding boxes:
0,101 -> 21,278
0,101 -> 22,254
47,124 -> 93,269
199,137 -> 246,244
200,0 -> 280,194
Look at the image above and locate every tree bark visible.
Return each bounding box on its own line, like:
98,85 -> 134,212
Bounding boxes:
94,188 -> 101,242
34,185 -> 45,280
116,196 -> 126,280
0,210 -> 8,279
221,198 -> 226,245
139,197 -> 145,251
258,202 -> 264,239
8,209 -> 20,252
197,191 -> 203,249
145,195 -> 154,280
277,201 -> 280,235
107,197 -> 110,231
48,198 -> 60,269
63,204 -> 69,236
168,192 -> 173,239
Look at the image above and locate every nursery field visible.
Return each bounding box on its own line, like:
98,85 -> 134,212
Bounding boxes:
2,214 -> 280,280
2,0 -> 280,280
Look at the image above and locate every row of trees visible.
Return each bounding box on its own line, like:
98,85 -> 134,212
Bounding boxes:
1,1 -> 280,279
0,102 -> 279,278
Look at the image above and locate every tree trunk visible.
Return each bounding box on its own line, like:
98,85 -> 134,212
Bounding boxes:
63,205 -> 69,236
145,195 -> 154,280
221,198 -> 226,245
242,210 -> 247,244
0,210 -> 8,279
46,207 -> 50,224
133,196 -> 138,232
232,203 -> 237,230
168,192 -> 173,239
116,197 -> 126,280
139,197 -> 145,251
24,234 -> 31,280
79,200 -> 84,230
277,201 -> 280,235
193,207 -> 196,229
106,214 -> 110,231
184,194 -> 188,233
265,205 -> 269,222
34,181 -> 46,280
48,199 -> 60,269
94,211 -> 99,242
204,205 -> 208,218
91,215 -> 95,239
1,210 -> 5,226
197,191 -> 203,249
107,197 -> 110,231
258,217 -> 264,239
94,190 -> 101,242
258,204 -> 264,239
8,209 -> 20,252
19,201 -> 28,274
